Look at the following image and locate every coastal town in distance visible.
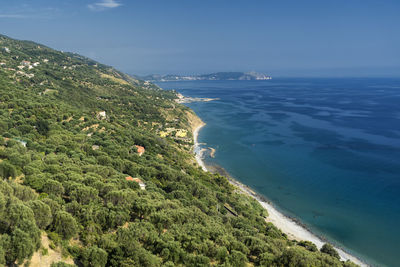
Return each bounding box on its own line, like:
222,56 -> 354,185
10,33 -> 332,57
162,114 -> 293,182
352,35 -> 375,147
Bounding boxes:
137,71 -> 272,82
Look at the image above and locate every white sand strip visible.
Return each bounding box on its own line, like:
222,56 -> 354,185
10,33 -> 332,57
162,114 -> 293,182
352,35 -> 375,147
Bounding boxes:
193,123 -> 207,171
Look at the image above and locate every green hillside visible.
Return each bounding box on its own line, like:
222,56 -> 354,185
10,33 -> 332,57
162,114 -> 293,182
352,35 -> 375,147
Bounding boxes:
0,34 -> 356,267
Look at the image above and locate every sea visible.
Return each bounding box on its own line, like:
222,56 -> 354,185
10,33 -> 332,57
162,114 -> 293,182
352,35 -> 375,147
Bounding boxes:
157,78 -> 400,267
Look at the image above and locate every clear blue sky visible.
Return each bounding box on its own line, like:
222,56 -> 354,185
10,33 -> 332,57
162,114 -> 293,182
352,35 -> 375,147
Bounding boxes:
1,0 -> 399,77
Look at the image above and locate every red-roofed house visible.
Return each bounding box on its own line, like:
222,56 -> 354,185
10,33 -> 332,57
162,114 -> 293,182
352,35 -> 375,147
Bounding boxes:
135,145 -> 145,156
125,176 -> 134,181
125,176 -> 146,190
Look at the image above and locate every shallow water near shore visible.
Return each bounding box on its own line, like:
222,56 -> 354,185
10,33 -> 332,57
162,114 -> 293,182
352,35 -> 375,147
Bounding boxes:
158,78 -> 400,267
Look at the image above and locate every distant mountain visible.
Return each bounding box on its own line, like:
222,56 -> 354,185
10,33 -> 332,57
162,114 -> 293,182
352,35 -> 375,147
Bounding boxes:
137,72 -> 272,81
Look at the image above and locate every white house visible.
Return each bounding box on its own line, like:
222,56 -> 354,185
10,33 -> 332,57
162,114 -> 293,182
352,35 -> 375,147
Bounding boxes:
97,111 -> 106,120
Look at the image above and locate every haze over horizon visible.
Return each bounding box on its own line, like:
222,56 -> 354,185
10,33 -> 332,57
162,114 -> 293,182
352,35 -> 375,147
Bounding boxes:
1,0 -> 399,77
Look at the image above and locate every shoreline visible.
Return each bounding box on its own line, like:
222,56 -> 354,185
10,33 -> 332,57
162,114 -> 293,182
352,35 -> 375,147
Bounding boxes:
193,123 -> 207,171
192,122 -> 367,267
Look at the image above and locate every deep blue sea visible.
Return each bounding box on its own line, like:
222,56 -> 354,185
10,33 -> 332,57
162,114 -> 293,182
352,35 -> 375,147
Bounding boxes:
158,79 -> 400,267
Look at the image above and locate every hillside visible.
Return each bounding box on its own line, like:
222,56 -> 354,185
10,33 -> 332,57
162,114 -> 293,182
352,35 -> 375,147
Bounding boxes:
138,72 -> 272,82
0,34 -> 355,267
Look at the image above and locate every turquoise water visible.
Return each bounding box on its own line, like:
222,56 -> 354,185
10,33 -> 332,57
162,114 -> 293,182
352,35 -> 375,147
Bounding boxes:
158,79 -> 400,267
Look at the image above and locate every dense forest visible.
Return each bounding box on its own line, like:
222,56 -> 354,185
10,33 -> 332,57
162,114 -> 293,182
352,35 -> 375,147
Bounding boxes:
0,34 -> 357,266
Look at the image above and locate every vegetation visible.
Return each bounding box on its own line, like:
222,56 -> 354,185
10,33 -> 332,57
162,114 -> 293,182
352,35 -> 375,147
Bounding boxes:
321,243 -> 341,260
0,34 -> 357,266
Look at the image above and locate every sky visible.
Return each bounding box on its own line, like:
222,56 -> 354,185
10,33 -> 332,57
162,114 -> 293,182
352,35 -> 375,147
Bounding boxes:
1,0 -> 399,77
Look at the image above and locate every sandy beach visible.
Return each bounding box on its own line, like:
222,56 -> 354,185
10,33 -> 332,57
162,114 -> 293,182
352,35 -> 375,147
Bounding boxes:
193,123 -> 207,171
192,122 -> 367,267
185,110 -> 207,171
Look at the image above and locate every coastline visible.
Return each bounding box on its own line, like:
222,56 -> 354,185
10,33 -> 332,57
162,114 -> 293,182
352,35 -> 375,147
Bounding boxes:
185,110 -> 207,171
193,123 -> 207,171
191,122 -> 367,267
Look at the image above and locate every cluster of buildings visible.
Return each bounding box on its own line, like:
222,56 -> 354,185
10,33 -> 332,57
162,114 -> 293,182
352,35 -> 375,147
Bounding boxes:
0,54 -> 49,79
18,60 -> 40,70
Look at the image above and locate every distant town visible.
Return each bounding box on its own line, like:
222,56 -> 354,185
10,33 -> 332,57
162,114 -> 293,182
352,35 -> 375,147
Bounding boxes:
137,72 -> 272,82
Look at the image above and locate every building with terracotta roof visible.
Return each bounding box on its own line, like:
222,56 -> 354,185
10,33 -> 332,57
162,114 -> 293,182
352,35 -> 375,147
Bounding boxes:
125,176 -> 134,181
125,176 -> 146,190
135,145 -> 145,156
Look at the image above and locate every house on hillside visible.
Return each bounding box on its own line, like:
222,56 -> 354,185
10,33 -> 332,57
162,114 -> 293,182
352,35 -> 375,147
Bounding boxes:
16,71 -> 34,78
135,145 -> 145,156
125,176 -> 146,190
96,111 -> 106,120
